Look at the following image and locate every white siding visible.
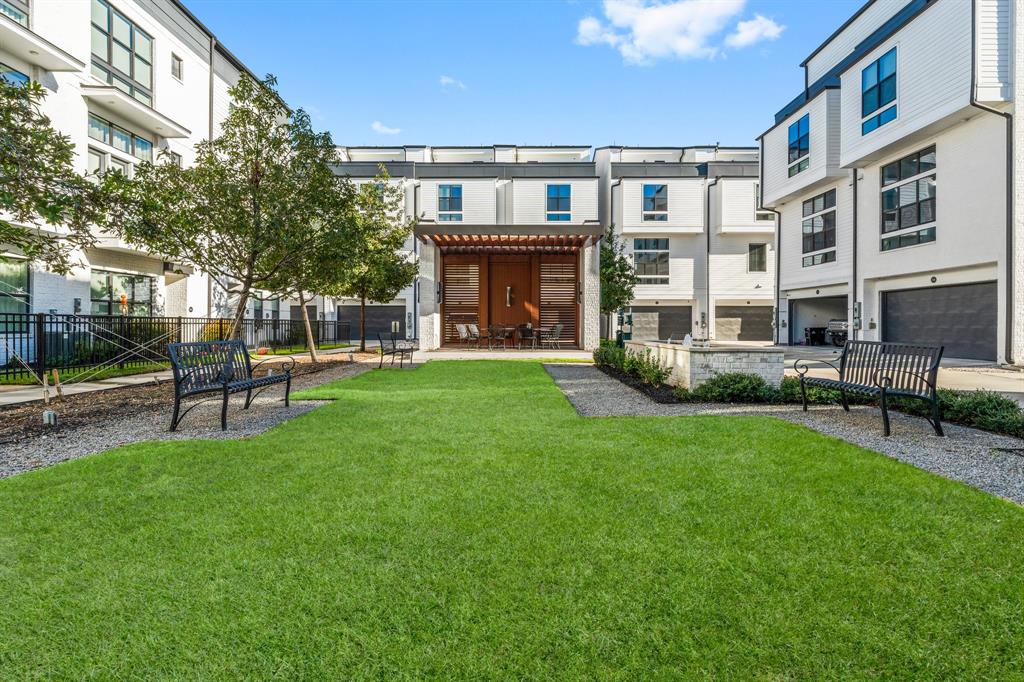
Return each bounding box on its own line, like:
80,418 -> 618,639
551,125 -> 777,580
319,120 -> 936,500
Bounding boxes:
805,0 -> 911,83
976,0 -> 1011,101
778,180 -> 853,294
714,178 -> 775,233
709,233 -> 775,299
511,179 -> 598,224
626,234 -> 704,300
619,178 -> 703,232
420,180 -> 496,224
761,90 -> 843,206
840,0 -> 973,167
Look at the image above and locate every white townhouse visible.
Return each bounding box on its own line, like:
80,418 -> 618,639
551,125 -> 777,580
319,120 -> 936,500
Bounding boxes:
334,145 -> 602,350
595,146 -> 776,342
0,0 -> 312,325
759,0 -> 1022,364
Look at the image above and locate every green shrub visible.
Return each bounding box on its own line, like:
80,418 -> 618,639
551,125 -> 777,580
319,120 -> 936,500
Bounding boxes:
893,389 -> 1024,438
678,372 -> 776,403
629,349 -> 670,387
592,344 -> 626,371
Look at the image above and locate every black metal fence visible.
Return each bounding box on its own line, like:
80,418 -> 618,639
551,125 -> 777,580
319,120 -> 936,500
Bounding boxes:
0,314 -> 351,382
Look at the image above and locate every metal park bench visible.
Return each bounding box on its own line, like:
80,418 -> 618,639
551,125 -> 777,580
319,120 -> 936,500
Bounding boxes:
377,332 -> 415,368
167,340 -> 292,432
795,340 -> 944,437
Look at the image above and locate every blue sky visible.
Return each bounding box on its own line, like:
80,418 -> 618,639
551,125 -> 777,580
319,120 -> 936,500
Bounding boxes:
187,0 -> 864,147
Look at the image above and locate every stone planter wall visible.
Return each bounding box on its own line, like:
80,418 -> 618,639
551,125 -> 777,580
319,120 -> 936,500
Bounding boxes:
625,341 -> 785,390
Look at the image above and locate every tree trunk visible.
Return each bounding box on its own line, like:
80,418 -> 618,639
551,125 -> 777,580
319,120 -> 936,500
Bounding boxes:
359,293 -> 367,353
299,291 -> 319,362
227,281 -> 252,340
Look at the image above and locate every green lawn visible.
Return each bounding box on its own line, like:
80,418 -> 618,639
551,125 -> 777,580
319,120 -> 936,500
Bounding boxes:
1,361 -> 1023,678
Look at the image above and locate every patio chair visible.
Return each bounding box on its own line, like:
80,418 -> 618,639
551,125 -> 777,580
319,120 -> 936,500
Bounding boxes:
540,323 -> 563,349
455,323 -> 472,346
467,323 -> 487,347
489,325 -> 513,350
517,324 -> 537,350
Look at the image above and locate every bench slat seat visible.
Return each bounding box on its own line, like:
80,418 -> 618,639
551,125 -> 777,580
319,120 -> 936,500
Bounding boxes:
168,340 -> 293,431
795,340 -> 944,437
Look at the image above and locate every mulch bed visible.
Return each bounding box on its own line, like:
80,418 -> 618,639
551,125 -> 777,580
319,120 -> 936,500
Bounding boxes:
595,364 -> 681,404
0,354 -> 374,445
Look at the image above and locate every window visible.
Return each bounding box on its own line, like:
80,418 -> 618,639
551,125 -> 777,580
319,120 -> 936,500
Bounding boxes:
171,53 -> 183,81
438,184 -> 462,221
89,270 -> 153,315
87,147 -> 105,176
748,244 -> 767,272
87,113 -> 152,163
0,0 -> 29,26
252,297 -> 264,320
633,238 -> 669,285
0,62 -> 29,87
787,113 -> 809,176
91,0 -> 153,106
754,183 -> 774,221
861,47 -> 896,135
166,150 -> 182,167
880,146 -> 936,235
0,259 -> 30,319
881,226 -> 935,251
546,184 -> 571,221
801,188 -> 836,267
642,184 -> 667,221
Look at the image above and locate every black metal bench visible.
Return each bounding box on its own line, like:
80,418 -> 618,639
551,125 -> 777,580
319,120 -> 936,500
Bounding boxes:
795,340 -> 944,437
377,332 -> 415,368
167,340 -> 293,431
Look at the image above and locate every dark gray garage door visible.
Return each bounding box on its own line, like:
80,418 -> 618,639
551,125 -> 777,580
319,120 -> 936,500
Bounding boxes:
630,306 -> 692,340
882,282 -> 997,361
338,305 -> 406,341
715,306 -> 773,341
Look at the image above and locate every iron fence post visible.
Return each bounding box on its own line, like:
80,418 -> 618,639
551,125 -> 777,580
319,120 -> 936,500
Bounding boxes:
34,312 -> 46,382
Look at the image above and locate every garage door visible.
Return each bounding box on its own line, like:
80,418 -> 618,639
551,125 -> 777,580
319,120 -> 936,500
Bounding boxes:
338,305 -> 406,341
882,282 -> 997,361
630,306 -> 692,341
715,306 -> 773,341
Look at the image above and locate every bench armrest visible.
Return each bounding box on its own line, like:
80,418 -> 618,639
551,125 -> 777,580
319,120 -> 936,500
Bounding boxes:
174,364 -> 230,387
794,358 -> 841,377
872,367 -> 936,393
251,356 -> 295,375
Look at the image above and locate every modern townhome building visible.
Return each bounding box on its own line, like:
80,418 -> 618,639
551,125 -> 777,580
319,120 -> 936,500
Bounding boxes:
759,0 -> 1022,364
0,0 -> 306,324
334,145 -> 602,350
595,146 -> 776,342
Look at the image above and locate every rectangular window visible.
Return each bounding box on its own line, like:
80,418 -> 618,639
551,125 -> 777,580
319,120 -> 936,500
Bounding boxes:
252,297 -> 264,321
167,151 -> 182,167
880,146 -> 937,243
438,184 -> 462,221
90,0 -> 153,106
801,189 -> 837,267
171,53 -> 183,81
633,238 -> 669,285
86,112 -> 151,164
546,184 -> 571,221
754,183 -> 774,221
861,48 -> 896,135
787,113 -> 809,176
89,270 -> 153,315
881,226 -> 935,251
0,62 -> 29,87
0,259 -> 30,323
748,244 -> 767,272
0,0 -> 29,26
642,184 -> 668,221
87,147 -> 105,176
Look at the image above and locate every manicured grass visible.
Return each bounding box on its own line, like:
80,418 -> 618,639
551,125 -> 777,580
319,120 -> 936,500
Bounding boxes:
0,362 -> 169,385
252,342 -> 353,356
1,361 -> 1023,678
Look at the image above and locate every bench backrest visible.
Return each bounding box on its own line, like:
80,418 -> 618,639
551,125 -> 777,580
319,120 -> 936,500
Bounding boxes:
840,340 -> 943,396
167,340 -> 252,392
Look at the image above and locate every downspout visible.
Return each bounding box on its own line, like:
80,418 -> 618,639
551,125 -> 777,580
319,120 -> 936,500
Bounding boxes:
705,176 -> 719,340
969,0 -> 1014,364
851,168 -> 858,341
758,150 -> 783,344
609,177 -> 622,339
206,35 -> 216,319
412,177 -> 420,341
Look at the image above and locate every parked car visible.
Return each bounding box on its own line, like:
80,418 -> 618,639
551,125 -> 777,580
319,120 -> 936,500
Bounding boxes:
826,319 -> 849,347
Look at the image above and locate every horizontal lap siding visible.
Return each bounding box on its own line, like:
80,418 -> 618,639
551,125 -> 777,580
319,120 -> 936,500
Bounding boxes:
620,178 -> 703,232
512,180 -> 598,224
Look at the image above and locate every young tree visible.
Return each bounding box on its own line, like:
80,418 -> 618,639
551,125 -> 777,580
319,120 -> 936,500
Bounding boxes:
336,171 -> 418,352
600,225 -> 639,337
108,74 -> 333,336
0,79 -> 109,272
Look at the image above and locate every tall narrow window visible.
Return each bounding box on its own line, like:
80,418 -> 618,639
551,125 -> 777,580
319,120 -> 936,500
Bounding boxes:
438,184 -> 462,221
90,0 -> 153,106
801,189 -> 837,267
880,146 -> 937,251
0,259 -> 30,316
171,53 -> 183,81
633,238 -> 669,285
787,113 -> 809,177
748,244 -> 767,272
546,184 -> 571,221
754,183 -> 774,221
862,48 -> 896,135
642,184 -> 668,221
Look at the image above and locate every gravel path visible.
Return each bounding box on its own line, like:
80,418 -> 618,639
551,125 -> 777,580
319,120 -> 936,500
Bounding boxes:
546,363 -> 1024,505
0,358 -> 377,479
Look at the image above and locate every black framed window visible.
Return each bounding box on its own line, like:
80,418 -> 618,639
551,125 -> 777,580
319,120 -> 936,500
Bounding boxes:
861,48 -> 896,135
91,0 -> 153,107
801,189 -> 836,266
802,251 -> 836,267
881,226 -> 935,251
787,113 -> 809,176
755,183 -> 774,221
748,244 -> 767,272
87,113 -> 152,162
0,259 -> 30,320
0,62 -> 29,87
880,146 -> 936,240
0,0 -> 29,26
438,184 -> 462,221
633,238 -> 669,285
546,184 -> 571,221
89,270 -> 153,315
642,184 -> 668,221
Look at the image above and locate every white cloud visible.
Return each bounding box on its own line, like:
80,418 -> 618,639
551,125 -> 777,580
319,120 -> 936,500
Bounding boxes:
439,75 -> 466,90
725,14 -> 785,48
576,0 -> 746,64
371,120 -> 401,135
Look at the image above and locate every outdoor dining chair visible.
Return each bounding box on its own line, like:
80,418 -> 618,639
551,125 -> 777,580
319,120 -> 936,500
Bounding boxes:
540,323 -> 563,349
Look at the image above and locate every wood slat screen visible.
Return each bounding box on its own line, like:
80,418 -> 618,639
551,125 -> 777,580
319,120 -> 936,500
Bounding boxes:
540,260 -> 577,343
443,261 -> 480,343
